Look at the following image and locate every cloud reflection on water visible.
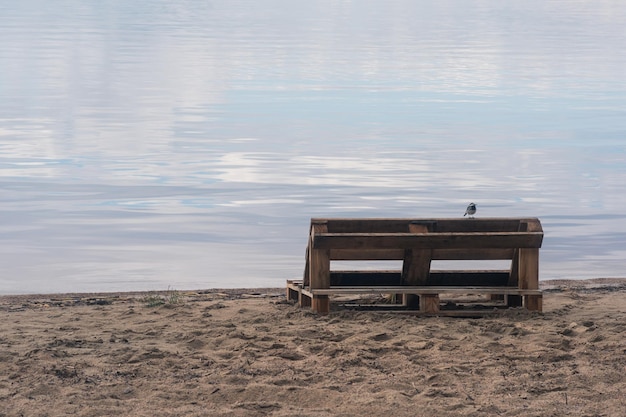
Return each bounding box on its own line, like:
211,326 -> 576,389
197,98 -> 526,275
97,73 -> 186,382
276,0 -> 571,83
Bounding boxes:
1,1 -> 626,293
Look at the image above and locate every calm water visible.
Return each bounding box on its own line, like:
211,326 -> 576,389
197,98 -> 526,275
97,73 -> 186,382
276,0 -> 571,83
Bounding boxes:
1,0 -> 625,294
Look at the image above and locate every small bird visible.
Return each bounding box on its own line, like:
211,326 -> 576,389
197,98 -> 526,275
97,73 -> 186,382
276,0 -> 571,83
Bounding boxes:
464,202 -> 476,218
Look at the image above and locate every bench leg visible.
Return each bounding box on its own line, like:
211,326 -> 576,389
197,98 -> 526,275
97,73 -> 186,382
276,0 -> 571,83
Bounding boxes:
420,294 -> 440,313
402,224 -> 432,289
298,291 -> 311,308
311,295 -> 329,315
518,248 -> 539,290
309,222 -> 330,315
524,294 -> 542,312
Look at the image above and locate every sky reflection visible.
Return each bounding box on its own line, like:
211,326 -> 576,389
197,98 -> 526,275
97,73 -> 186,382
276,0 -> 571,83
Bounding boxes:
1,0 -> 626,293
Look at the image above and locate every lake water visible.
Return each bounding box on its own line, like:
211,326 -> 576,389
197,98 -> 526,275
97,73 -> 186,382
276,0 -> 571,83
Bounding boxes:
1,0 -> 625,294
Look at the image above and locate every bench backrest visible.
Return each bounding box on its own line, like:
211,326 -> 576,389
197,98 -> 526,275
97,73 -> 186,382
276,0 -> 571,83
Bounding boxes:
310,218 -> 543,261
304,217 -> 543,289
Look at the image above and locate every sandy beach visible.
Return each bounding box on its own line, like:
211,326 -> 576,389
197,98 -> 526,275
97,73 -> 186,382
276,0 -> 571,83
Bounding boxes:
1,278 -> 625,417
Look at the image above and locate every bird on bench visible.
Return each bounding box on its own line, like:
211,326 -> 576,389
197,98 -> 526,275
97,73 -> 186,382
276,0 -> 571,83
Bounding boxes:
464,202 -> 476,218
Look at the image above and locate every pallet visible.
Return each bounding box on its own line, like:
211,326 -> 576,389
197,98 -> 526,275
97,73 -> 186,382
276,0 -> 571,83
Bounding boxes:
291,217 -> 544,315
286,280 -> 543,315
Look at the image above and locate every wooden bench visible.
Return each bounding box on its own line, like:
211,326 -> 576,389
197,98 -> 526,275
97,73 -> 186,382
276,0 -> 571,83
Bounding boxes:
286,218 -> 544,315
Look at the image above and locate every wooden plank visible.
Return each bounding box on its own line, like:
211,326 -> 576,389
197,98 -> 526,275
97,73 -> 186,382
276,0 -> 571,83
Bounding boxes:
318,218 -> 428,233
524,294 -> 543,311
309,222 -> 330,290
309,286 -> 543,295
311,295 -> 329,315
519,215 -> 542,290
523,218 -> 544,234
433,248 -> 515,260
293,285 -> 313,307
518,247 -> 539,290
330,248 -> 517,260
299,291 -> 311,308
508,248 -> 519,286
402,224 -> 432,285
309,221 -> 330,315
431,219 -> 526,233
521,221 -> 542,297
310,248 -> 330,289
330,248 -> 404,260
303,221 -> 328,286
313,232 -> 544,250
329,248 -> 515,260
313,218 -> 542,233
402,223 -> 432,307
420,294 -> 440,313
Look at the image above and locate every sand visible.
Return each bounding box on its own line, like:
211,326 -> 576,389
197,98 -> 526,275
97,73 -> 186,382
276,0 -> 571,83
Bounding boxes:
1,279 -> 625,417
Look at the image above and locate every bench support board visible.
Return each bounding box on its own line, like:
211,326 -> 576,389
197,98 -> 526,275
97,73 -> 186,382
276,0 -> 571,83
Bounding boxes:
286,280 -> 543,315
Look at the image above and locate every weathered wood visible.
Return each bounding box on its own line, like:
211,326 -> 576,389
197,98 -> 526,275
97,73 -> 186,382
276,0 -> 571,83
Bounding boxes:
518,219 -> 542,291
518,248 -> 539,290
420,294 -> 440,313
314,218 -> 541,233
402,225 -> 432,284
402,223 -> 432,307
508,221 -> 527,287
329,248 -> 516,261
508,248 -> 519,286
308,225 -> 331,317
330,248 -> 404,260
313,232 -> 543,250
523,218 -> 543,234
299,291 -> 311,307
524,294 -> 543,311
433,248 -> 515,260
317,218 -> 434,233
309,286 -> 543,295
309,222 -> 330,290
311,295 -> 329,315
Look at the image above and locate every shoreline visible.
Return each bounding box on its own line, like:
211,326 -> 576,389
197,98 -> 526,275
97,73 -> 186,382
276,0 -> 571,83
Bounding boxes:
2,277 -> 626,306
0,287 -> 286,307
